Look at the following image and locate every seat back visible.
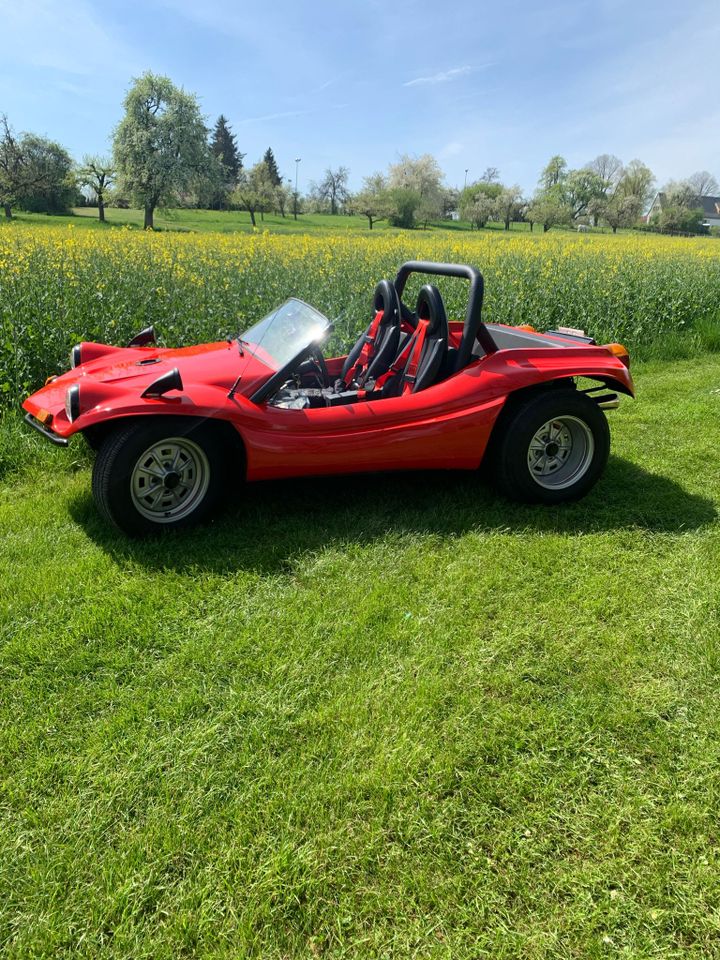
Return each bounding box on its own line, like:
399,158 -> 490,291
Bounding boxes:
339,280 -> 401,387
381,284 -> 448,397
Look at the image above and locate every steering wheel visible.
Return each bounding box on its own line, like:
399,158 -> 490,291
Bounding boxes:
311,345 -> 329,386
302,344 -> 329,387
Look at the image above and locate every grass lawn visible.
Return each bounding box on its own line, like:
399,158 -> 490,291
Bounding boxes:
7,207 -> 412,234
9,207 -> 543,236
2,356 -> 720,957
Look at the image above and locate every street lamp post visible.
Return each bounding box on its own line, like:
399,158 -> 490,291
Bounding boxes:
294,157 -> 301,220
464,168 -> 469,190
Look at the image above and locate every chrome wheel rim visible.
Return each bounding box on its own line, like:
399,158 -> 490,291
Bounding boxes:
527,416 -> 594,490
130,437 -> 210,523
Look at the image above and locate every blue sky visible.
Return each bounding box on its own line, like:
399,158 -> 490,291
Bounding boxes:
1,0 -> 717,194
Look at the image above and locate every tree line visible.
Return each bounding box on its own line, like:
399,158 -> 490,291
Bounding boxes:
1,71 -> 718,234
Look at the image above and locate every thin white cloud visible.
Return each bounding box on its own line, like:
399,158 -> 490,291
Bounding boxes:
238,109 -> 312,125
403,62 -> 494,89
238,103 -> 349,125
311,75 -> 343,95
404,65 -> 473,87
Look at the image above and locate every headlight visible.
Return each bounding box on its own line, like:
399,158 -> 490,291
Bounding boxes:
70,344 -> 82,369
65,384 -> 80,422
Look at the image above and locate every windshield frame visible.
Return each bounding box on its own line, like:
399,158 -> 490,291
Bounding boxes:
239,298 -> 333,406
237,298 -> 332,373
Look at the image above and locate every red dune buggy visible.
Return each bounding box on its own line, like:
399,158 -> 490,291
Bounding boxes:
23,261 -> 634,536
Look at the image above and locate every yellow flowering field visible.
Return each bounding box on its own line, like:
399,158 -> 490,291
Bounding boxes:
1,223 -> 719,404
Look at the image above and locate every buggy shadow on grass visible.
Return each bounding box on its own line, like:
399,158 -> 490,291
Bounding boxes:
69,455 -> 716,576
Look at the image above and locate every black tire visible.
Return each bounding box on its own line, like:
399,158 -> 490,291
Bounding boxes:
92,418 -> 228,536
492,388 -> 610,504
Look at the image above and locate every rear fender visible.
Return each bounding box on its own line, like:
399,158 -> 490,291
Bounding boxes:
498,373 -> 633,405
481,363 -> 633,465
480,347 -> 635,399
594,375 -> 634,398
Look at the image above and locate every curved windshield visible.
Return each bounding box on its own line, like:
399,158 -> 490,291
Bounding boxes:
238,298 -> 331,371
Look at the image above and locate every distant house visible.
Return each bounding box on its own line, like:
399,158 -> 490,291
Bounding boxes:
697,196 -> 720,229
646,193 -> 665,221
647,192 -> 720,229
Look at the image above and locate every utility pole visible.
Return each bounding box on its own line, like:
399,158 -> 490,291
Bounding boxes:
294,157 -> 301,220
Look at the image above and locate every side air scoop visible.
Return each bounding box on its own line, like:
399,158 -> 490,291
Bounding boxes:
128,326 -> 156,348
141,367 -> 184,398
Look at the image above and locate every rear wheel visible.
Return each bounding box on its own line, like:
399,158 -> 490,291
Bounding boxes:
92,418 -> 228,536
492,388 -> 610,504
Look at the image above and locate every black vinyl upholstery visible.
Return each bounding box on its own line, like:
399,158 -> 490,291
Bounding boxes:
382,284 -> 448,396
340,279 -> 401,386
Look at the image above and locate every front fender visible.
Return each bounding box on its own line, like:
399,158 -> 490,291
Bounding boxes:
22,378 -> 260,443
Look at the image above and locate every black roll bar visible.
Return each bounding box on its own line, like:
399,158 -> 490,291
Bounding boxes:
393,261 -> 495,369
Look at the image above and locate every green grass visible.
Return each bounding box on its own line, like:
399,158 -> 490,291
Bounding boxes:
2,208 -> 716,954
8,207 -> 545,236
2,356 -> 720,957
8,208 -> 410,234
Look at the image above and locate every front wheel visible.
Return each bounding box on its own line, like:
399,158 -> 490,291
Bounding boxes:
492,388 -> 610,504
92,418 -> 228,536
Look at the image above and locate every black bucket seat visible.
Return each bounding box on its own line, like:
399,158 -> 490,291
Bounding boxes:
375,284 -> 448,397
336,280 -> 402,390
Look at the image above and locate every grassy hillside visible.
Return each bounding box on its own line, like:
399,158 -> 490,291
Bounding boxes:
2,355 -> 720,957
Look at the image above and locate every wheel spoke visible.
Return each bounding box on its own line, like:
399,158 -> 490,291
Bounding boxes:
148,487 -> 167,507
131,436 -> 211,523
139,478 -> 161,497
150,451 -> 169,473
138,464 -> 165,480
527,415 -> 595,491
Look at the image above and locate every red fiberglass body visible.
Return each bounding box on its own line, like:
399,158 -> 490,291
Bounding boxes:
23,261 -> 634,485
23,324 -> 633,480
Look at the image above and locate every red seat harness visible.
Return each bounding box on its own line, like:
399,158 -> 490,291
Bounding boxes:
345,308 -> 384,388
370,318 -> 430,396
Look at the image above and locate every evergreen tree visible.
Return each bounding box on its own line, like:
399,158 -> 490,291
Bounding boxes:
210,115 -> 242,182
263,147 -> 282,187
